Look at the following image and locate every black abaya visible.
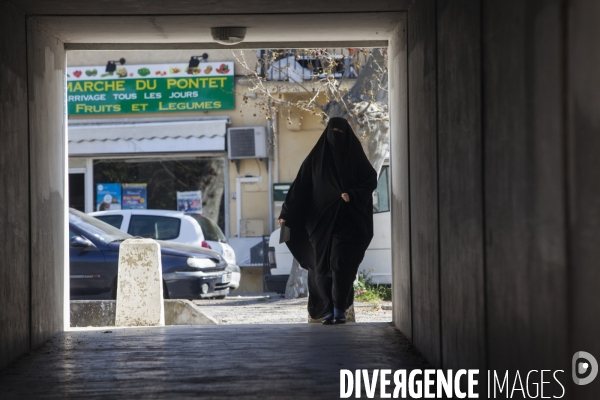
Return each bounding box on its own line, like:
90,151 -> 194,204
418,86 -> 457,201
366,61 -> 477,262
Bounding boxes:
279,117 -> 377,319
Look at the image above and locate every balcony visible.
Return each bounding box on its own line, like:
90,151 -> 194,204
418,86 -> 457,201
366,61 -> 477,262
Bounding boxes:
256,48 -> 371,82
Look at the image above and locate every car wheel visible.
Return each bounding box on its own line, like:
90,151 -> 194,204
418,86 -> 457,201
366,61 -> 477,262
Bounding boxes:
214,295 -> 226,300
110,277 -> 170,299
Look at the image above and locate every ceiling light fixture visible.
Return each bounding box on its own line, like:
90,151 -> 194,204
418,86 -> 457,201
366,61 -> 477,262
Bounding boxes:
211,27 -> 247,45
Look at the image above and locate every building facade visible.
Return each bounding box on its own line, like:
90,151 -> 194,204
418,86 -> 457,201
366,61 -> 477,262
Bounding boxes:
67,49 -> 363,292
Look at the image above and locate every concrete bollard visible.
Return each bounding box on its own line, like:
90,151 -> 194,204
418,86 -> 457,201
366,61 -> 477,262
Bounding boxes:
115,239 -> 165,327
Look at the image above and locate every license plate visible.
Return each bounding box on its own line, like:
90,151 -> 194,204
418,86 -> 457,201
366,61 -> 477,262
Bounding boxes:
221,273 -> 231,284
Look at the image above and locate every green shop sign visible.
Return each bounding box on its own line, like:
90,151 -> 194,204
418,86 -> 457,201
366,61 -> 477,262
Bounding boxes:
67,62 -> 234,115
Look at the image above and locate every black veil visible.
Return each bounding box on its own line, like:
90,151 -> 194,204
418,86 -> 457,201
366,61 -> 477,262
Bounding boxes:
279,117 -> 377,318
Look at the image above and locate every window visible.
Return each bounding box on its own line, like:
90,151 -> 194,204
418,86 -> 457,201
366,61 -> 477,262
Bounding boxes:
128,215 -> 181,240
373,166 -> 390,213
188,214 -> 227,242
95,215 -> 124,229
70,208 -> 131,243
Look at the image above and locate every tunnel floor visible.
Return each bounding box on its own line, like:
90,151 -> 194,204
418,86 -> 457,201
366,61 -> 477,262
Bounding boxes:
0,323 -> 428,399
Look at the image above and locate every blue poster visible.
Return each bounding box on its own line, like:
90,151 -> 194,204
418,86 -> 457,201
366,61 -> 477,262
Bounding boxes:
177,190 -> 202,213
96,183 -> 122,211
122,183 -> 148,210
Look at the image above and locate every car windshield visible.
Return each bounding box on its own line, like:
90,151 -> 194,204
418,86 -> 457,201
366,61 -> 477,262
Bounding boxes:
69,208 -> 132,243
187,214 -> 227,242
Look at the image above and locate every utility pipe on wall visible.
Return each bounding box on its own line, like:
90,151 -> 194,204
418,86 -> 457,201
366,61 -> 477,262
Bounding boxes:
273,112 -> 279,184
267,121 -> 274,232
224,159 -> 230,239
268,157 -> 273,232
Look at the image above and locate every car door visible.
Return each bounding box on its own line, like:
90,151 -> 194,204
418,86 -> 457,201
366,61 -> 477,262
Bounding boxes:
69,229 -> 110,299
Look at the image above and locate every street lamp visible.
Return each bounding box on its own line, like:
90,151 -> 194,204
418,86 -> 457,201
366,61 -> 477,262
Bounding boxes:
188,53 -> 209,68
105,58 -> 126,73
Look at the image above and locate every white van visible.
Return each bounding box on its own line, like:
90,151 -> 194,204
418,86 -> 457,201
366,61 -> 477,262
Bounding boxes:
267,163 -> 392,289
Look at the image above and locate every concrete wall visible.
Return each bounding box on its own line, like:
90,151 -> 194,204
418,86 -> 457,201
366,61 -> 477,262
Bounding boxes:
27,19 -> 67,349
70,300 -> 217,327
483,0 -> 568,374
0,3 -> 66,369
437,0 -> 486,370
388,19 -> 411,338
406,0 -> 441,367
567,1 -> 600,398
0,1 -> 30,369
390,2 -> 600,396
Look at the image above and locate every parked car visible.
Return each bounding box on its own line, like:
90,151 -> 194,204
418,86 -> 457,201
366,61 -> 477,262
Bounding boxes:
90,209 -> 240,290
265,163 -> 392,293
69,208 -> 231,300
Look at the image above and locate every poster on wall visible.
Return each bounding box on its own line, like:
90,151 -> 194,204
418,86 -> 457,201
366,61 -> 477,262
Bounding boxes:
96,183 -> 122,211
66,61 -> 235,115
122,183 -> 148,210
177,191 -> 202,213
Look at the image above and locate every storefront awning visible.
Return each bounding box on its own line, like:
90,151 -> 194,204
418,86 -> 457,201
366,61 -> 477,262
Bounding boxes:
68,119 -> 228,156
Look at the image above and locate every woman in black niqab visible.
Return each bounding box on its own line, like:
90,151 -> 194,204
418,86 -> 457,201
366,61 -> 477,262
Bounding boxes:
278,117 -> 377,324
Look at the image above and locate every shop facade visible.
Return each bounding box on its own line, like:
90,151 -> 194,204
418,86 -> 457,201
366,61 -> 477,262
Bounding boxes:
68,117 -> 230,227
67,50 -> 274,292
67,49 -> 365,292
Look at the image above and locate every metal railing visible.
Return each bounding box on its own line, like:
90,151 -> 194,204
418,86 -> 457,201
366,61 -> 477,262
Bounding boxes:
257,48 -> 371,82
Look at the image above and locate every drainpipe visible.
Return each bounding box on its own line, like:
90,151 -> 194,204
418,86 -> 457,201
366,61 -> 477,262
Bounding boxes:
273,113 -> 279,183
268,157 -> 273,233
267,122 -> 274,232
224,158 -> 230,239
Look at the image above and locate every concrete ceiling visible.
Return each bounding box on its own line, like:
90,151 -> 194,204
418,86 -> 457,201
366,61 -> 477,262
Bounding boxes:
9,0 -> 412,15
32,12 -> 401,48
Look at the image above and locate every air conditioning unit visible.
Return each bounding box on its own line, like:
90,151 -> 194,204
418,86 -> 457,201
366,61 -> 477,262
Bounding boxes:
227,126 -> 268,159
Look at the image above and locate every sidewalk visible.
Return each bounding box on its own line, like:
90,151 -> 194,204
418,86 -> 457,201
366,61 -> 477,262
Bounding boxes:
0,323 -> 428,399
193,293 -> 393,324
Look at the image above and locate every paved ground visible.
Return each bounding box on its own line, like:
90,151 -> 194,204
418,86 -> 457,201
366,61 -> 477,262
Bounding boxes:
194,293 -> 393,325
0,323 -> 428,400
0,295 -> 421,399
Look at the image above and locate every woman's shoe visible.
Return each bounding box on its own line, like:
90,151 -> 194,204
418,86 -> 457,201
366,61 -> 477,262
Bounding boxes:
333,308 -> 346,324
322,313 -> 334,325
